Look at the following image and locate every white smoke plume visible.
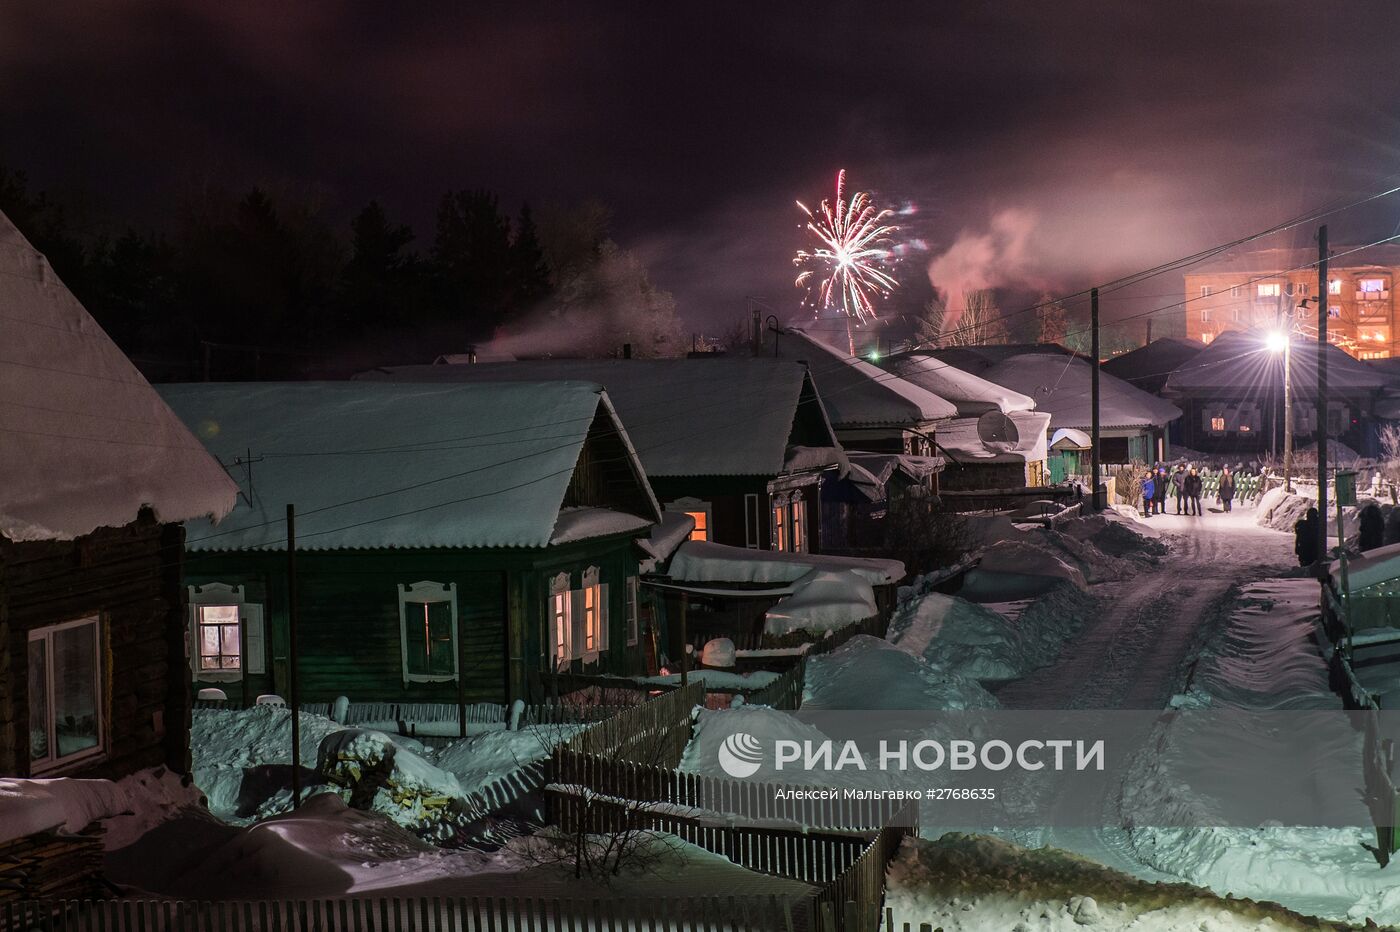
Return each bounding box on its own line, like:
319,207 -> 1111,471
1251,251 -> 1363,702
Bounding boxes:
926,208 -> 1046,321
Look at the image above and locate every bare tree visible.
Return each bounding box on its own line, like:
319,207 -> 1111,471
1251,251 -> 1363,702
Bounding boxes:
1035,293 -> 1069,345
914,296 -> 946,348
941,289 -> 1008,347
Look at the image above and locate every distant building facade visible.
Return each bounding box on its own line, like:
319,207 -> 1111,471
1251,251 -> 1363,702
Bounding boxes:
1183,246 -> 1400,360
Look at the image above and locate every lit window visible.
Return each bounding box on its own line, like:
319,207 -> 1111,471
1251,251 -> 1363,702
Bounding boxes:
625,577 -> 640,646
1210,416 -> 1226,432
1362,350 -> 1393,359
771,503 -> 787,552
1257,283 -> 1281,298
29,617 -> 103,772
1201,332 -> 1215,344
583,583 -> 599,653
197,605 -> 241,672
791,498 -> 807,554
549,572 -> 571,669
1329,306 -> 1341,319
398,581 -> 457,683
1329,279 -> 1342,295
187,583 -> 264,681
1361,278 -> 1386,292
666,498 -> 711,542
686,512 -> 708,541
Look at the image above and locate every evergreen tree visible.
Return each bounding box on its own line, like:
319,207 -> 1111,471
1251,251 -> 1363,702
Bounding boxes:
430,189 -> 514,338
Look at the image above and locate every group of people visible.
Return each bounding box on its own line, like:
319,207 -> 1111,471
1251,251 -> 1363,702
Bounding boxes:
1141,463 -> 1238,517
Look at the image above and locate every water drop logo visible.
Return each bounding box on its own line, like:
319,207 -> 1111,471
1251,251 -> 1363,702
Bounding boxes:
718,732 -> 764,778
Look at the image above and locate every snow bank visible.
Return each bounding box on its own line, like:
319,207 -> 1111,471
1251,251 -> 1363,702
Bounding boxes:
1124,578 -> 1398,925
430,724 -> 581,800
191,705 -> 347,821
802,635 -> 996,711
886,833 -> 1331,932
959,539 -> 1087,601
680,705 -> 878,788
763,569 -> 877,637
886,593 -> 1025,682
0,778 -> 130,843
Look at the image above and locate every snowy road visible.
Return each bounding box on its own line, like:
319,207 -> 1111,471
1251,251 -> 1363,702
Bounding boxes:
993,506 -> 1296,711
988,506 -> 1303,890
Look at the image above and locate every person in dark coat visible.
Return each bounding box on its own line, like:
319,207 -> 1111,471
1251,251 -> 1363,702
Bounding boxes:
1185,467 -> 1203,516
1154,466 -> 1169,514
1295,507 -> 1320,567
1171,464 -> 1188,514
1359,504 -> 1385,552
1142,472 -> 1156,516
1217,467 -> 1236,513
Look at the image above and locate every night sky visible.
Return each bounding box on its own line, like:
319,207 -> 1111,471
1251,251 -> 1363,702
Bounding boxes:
5,1 -> 1400,335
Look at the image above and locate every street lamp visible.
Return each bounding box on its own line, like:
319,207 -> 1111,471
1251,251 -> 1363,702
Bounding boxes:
1265,328 -> 1293,493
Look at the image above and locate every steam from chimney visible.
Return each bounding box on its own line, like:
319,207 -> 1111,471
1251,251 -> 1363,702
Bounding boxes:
926,208 -> 1045,319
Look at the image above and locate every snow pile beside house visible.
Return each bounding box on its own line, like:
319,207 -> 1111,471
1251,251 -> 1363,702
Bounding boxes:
885,833 -> 1333,932
886,593 -> 1025,682
1256,485 -> 1381,538
763,569 -> 877,637
429,724 -> 580,801
680,705 -> 892,789
1123,577 -> 1396,925
803,636 -> 996,711
0,777 -> 132,843
192,705 -> 346,822
959,540 -> 1087,601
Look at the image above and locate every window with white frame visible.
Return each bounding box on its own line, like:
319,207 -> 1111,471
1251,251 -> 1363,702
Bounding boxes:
791,497 -> 808,553
1200,308 -> 1211,322
1229,285 -> 1241,298
549,572 -> 572,669
625,577 -> 640,646
769,492 -> 807,553
579,566 -> 607,661
1329,278 -> 1342,294
743,493 -> 762,548
771,496 -> 788,552
29,617 -> 103,772
1361,278 -> 1386,293
1199,285 -> 1211,298
1257,283 -> 1281,298
398,581 -> 458,683
187,583 -> 264,681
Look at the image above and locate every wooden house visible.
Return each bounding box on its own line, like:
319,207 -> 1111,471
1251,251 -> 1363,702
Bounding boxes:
159,380 -> 663,707
358,358 -> 846,555
1160,329 -> 1388,457
0,210 -> 238,778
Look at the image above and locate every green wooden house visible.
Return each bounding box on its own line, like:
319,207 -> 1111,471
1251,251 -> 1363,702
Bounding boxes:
159,380 -> 663,707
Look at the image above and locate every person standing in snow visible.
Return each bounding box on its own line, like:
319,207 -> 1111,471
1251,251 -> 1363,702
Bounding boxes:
1217,466 -> 1236,513
1359,504 -> 1385,552
1185,467 -> 1203,516
1295,507 -> 1320,567
1154,466 -> 1169,515
1171,464 -> 1188,514
1142,471 -> 1156,516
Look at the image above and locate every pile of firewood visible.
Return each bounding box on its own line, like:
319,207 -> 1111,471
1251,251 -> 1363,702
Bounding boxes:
0,826 -> 106,904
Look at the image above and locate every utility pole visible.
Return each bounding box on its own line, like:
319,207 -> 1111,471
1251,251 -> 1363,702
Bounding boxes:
1090,287 -> 1102,509
1316,225 -> 1329,575
1282,334 -> 1293,493
286,504 -> 302,809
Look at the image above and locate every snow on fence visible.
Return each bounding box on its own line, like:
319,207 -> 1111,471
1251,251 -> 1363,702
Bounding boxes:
549,753 -> 903,833
559,681 -> 704,767
0,895 -> 803,932
745,656 -> 807,711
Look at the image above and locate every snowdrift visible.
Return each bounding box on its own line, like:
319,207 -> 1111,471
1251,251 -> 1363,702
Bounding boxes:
802,635 -> 996,711
959,539 -> 1087,601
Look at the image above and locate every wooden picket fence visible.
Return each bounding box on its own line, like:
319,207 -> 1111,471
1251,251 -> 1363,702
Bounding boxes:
0,895 -> 802,932
812,819 -> 914,932
559,681 -> 703,767
549,751 -> 907,832
745,657 -> 807,711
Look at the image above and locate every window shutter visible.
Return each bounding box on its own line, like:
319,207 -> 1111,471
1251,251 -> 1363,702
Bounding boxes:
244,604 -> 266,674
186,591 -> 199,676
600,583 -> 610,651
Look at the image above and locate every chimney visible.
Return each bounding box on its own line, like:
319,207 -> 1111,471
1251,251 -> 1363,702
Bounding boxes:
622,343 -> 632,359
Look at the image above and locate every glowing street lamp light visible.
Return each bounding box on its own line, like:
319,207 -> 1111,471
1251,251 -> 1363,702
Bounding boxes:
1266,328 -> 1293,493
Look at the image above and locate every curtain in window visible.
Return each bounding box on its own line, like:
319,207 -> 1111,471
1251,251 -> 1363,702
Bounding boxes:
405,601 -> 455,677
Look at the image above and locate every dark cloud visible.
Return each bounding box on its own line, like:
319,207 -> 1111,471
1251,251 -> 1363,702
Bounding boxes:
2,1 -> 1399,333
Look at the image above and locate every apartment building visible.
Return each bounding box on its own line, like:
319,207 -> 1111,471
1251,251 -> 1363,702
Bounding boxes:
1182,245 -> 1400,360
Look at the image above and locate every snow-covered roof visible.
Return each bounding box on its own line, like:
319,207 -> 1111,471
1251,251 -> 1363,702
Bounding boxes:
0,211 -> 237,541
1100,338 -> 1207,395
784,330 -> 957,427
666,540 -> 905,586
1050,428 -> 1092,451
358,358 -> 842,478
638,510 -> 696,573
1333,541 -> 1400,591
979,354 -> 1181,431
880,352 -> 1037,416
937,411 -> 1051,464
1162,330 -> 1388,394
159,381 -> 660,551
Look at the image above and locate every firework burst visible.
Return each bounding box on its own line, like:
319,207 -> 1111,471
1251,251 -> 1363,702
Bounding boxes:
794,169 -> 900,321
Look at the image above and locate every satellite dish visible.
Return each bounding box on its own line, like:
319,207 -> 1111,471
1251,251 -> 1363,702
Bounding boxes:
977,410 -> 1019,446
